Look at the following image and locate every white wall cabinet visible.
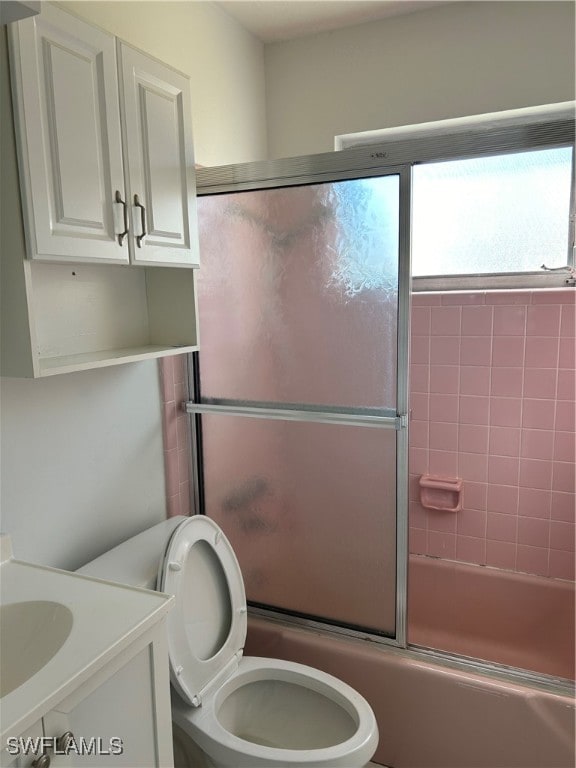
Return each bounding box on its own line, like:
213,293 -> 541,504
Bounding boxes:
0,4 -> 199,378
10,3 -> 199,267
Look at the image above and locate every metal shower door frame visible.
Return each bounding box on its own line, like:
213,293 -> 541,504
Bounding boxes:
187,155 -> 412,650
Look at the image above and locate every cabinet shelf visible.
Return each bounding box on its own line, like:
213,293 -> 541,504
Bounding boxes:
25,261 -> 198,378
38,344 -> 197,377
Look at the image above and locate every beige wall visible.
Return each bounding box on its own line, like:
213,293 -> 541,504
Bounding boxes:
64,0 -> 267,165
264,1 -> 576,158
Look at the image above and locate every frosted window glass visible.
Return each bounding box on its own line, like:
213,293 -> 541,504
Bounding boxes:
202,415 -> 397,635
197,177 -> 399,408
412,147 -> 572,276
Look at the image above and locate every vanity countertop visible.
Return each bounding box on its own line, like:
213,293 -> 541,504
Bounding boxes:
0,548 -> 173,745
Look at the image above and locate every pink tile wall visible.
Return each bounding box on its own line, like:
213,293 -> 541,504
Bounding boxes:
409,289 -> 575,581
159,293 -> 573,576
159,355 -> 192,517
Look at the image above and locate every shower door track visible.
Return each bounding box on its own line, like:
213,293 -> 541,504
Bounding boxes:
407,644 -> 575,697
245,605 -> 574,699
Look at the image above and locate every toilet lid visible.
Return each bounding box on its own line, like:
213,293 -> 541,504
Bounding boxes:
158,516 -> 247,707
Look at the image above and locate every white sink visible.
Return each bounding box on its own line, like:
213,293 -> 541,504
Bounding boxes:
0,543 -> 173,745
0,600 -> 73,698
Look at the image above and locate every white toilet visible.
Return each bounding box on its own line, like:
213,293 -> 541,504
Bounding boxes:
79,515 -> 379,768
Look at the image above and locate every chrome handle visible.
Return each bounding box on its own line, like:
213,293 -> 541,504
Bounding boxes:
56,731 -> 75,752
31,754 -> 50,768
134,194 -> 146,248
114,190 -> 128,245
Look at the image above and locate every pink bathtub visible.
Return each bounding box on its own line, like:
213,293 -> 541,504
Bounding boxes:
408,554 -> 575,680
245,556 -> 575,768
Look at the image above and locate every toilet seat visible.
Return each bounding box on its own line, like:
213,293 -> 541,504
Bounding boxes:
160,516 -> 379,767
158,516 -> 247,707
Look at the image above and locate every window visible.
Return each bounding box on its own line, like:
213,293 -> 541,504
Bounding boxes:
336,103 -> 576,290
412,147 -> 573,280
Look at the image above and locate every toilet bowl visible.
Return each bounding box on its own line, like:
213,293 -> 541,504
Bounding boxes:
171,657 -> 377,767
79,515 -> 379,768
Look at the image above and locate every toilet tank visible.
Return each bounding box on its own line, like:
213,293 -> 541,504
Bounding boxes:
77,516 -> 186,589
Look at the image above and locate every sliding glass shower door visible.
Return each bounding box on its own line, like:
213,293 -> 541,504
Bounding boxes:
190,167 -> 410,641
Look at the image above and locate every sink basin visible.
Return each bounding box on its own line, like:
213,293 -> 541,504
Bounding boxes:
0,601 -> 73,697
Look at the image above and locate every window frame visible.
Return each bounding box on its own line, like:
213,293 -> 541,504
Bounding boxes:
335,102 -> 576,292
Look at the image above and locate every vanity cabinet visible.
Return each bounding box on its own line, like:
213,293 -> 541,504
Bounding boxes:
42,625 -> 173,768
1,630 -> 172,768
1,721 -> 43,768
0,547 -> 174,768
0,3 -> 199,377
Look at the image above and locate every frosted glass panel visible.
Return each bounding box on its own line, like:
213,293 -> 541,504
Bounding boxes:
412,147 -> 573,276
197,177 -> 399,408
202,415 -> 397,635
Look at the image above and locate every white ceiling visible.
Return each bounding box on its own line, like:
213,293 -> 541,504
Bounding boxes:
217,1 -> 452,43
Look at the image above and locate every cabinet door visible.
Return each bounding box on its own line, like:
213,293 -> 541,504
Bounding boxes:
9,4 -> 128,263
118,43 -> 199,268
44,643 -> 172,768
0,721 -> 44,768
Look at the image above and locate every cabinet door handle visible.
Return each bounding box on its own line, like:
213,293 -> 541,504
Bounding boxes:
31,754 -> 50,768
114,190 -> 129,245
56,731 -> 75,752
134,194 -> 146,248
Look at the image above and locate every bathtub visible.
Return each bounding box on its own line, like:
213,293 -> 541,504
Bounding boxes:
408,554 -> 575,680
245,556 -> 575,768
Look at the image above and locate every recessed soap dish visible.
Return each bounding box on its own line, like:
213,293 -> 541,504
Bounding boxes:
419,475 -> 462,512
